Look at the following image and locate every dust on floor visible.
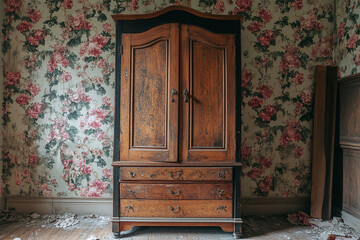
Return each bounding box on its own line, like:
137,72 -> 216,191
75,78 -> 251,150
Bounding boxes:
0,210 -> 359,240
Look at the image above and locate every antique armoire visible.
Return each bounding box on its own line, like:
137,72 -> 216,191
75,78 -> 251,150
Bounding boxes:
112,6 -> 242,238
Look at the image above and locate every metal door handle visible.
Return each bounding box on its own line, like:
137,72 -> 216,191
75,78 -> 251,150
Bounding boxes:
183,88 -> 189,102
170,89 -> 177,102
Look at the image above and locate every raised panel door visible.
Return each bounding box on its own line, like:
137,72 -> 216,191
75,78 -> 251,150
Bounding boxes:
120,24 -> 179,162
179,25 -> 236,162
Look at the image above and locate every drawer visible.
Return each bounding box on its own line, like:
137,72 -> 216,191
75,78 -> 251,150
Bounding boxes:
120,199 -> 232,218
120,183 -> 233,200
120,167 -> 232,181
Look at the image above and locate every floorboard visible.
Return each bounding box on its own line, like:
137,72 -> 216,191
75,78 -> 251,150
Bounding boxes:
0,215 -> 359,240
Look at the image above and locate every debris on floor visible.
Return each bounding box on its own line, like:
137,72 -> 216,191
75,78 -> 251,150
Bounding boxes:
287,211 -> 312,226
287,211 -> 360,240
86,235 -> 99,240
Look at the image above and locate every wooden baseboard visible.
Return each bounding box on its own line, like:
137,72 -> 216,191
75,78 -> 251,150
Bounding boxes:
6,196 -> 113,215
6,196 -> 309,216
241,197 -> 310,216
342,210 -> 360,230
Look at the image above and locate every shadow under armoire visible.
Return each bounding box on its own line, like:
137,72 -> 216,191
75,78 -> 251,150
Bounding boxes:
111,6 -> 242,238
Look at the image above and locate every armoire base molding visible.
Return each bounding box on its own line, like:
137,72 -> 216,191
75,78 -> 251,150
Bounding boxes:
6,196 -> 309,216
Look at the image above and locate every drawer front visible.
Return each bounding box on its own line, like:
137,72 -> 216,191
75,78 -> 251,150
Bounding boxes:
120,200 -> 232,218
120,183 -> 233,200
120,167 -> 232,181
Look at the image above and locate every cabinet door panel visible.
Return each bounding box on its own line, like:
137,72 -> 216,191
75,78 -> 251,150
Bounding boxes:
180,25 -> 236,162
120,24 -> 179,162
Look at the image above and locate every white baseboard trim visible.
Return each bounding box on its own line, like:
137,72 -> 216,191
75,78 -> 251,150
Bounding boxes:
342,210 -> 360,230
6,196 -> 113,216
6,196 -> 309,216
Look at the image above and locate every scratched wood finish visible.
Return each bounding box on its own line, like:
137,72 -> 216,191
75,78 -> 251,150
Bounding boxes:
310,66 -> 337,220
120,23 -> 179,162
120,167 -> 232,181
120,200 -> 233,218
120,183 -> 233,200
338,73 -> 360,220
132,40 -> 167,148
179,24 -> 236,163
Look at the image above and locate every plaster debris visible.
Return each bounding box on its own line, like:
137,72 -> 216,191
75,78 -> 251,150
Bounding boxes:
30,213 -> 40,219
86,235 -> 99,240
287,212 -> 360,240
53,213 -> 80,228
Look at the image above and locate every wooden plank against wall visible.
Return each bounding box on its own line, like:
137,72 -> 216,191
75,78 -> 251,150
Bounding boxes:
310,66 -> 338,220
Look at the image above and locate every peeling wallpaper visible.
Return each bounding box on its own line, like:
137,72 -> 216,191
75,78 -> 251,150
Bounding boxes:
1,0 -> 336,199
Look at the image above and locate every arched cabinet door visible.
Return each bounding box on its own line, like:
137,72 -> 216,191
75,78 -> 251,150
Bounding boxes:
179,25 -> 236,163
120,23 -> 180,163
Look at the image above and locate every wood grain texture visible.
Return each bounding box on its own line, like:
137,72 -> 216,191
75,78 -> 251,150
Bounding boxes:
310,66 -> 337,220
112,5 -> 241,21
120,23 -> 179,163
179,24 -> 236,163
120,167 -> 232,181
339,75 -> 360,222
120,199 -> 232,218
342,148 -> 360,219
120,183 -> 233,199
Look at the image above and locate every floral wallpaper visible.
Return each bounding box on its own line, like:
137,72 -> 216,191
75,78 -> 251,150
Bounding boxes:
1,0 -> 335,199
334,0 -> 360,77
0,1 -> 4,200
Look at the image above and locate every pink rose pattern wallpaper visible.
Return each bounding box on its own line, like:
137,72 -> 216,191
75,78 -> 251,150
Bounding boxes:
1,0 -> 336,199
335,0 -> 360,77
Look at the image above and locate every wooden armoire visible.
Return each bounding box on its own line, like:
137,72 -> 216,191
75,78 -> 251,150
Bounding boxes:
112,6 -> 242,238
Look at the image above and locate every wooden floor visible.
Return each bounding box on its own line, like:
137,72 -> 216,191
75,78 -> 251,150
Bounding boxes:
0,215 -> 359,240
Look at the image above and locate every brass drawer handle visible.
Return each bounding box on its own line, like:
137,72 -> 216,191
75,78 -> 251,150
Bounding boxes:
168,171 -> 183,180
124,205 -> 134,212
128,189 -> 136,196
168,206 -> 181,213
168,189 -> 181,196
215,205 -> 227,212
217,189 -> 224,197
129,171 -> 136,178
170,89 -> 177,102
218,170 -> 227,179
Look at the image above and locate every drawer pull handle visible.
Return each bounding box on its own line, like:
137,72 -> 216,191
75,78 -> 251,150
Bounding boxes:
168,189 -> 181,196
129,171 -> 136,178
215,205 -> 227,212
168,171 -> 183,180
217,189 -> 225,197
168,206 -> 181,213
218,170 -> 227,179
124,205 -> 134,212
128,189 -> 136,196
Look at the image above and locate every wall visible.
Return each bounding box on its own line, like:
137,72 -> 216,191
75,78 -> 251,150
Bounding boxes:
334,0 -> 360,77
1,0 -> 334,200
0,0 -> 4,209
